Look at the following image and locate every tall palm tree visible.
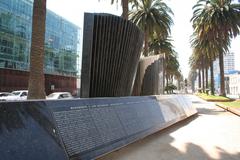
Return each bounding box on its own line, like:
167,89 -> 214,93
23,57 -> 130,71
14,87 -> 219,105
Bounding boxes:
149,36 -> 177,89
174,69 -> 183,90
130,0 -> 173,56
149,37 -> 174,56
188,69 -> 197,93
189,50 -> 203,92
203,54 -> 213,92
191,0 -> 240,96
108,0 -> 129,19
100,0 -> 137,19
190,34 -> 219,95
27,0 -> 47,99
165,52 -> 180,87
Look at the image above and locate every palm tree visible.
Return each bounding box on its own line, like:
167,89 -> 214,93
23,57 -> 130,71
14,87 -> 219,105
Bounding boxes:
149,36 -> 178,89
174,69 -> 183,90
149,37 -> 174,56
165,52 -> 180,87
27,0 -> 47,99
107,0 -> 129,19
190,34 -> 218,94
100,0 -> 137,19
191,0 -> 240,96
189,50 -> 203,92
188,69 -> 197,93
203,55 -> 212,92
130,0 -> 173,56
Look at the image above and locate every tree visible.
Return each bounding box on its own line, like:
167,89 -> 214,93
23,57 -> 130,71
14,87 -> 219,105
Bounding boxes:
165,52 -> 180,87
27,0 -> 47,99
148,36 -> 180,89
148,35 -> 180,90
174,69 -> 183,90
130,0 -> 173,56
190,34 -> 219,95
188,69 -> 197,93
100,0 -> 137,20
149,37 -> 174,56
108,0 -> 129,19
191,0 -> 240,96
189,49 -> 203,92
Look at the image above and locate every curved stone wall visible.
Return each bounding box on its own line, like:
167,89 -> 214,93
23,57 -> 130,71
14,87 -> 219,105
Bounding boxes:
132,55 -> 164,96
81,13 -> 144,98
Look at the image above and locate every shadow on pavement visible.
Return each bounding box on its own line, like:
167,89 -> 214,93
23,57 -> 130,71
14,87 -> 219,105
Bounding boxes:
98,115 -> 240,160
196,107 -> 227,116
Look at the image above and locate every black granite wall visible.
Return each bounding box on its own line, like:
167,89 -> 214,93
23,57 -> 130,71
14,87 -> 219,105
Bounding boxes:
132,55 -> 164,96
0,96 -> 197,160
81,13 -> 144,98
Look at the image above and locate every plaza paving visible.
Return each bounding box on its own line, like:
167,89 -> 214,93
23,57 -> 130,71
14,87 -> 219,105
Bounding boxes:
99,95 -> 240,160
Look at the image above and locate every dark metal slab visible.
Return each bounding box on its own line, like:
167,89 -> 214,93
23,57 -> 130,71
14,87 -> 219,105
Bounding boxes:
132,55 -> 164,96
81,13 -> 144,97
0,101 -> 69,160
45,96 -> 165,160
0,95 -> 197,160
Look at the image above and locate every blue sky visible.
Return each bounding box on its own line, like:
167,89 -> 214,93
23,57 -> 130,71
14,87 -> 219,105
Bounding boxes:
47,0 -> 240,78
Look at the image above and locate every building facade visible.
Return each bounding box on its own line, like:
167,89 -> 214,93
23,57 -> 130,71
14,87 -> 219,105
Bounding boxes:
213,52 -> 235,92
0,0 -> 80,95
227,72 -> 240,96
213,52 -> 235,75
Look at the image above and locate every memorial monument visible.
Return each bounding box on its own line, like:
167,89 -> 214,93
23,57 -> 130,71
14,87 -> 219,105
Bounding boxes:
133,55 -> 164,96
0,95 -> 197,160
0,13 -> 198,160
81,13 -> 144,98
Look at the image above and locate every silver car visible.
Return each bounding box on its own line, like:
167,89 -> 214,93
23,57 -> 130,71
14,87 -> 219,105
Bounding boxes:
0,92 -> 14,101
46,92 -> 73,100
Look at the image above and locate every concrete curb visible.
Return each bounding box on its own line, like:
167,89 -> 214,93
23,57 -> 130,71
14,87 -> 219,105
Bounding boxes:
216,103 -> 240,116
205,99 -> 234,102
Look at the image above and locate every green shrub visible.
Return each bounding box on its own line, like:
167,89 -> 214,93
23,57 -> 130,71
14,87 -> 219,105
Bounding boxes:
165,84 -> 177,94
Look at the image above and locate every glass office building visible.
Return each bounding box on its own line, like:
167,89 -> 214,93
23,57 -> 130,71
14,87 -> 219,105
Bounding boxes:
0,0 -> 80,94
0,0 -> 80,76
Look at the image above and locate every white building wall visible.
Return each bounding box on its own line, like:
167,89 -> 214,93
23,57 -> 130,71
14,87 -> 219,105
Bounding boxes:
229,74 -> 240,96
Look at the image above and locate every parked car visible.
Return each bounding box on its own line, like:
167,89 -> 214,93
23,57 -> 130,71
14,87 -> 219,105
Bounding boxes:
46,92 -> 73,100
3,90 -> 28,101
0,92 -> 14,101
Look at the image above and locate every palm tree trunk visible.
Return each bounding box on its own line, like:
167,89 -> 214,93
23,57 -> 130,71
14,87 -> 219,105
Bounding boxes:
177,80 -> 180,90
165,76 -> 169,94
166,76 -> 169,87
210,60 -> 215,95
219,51 -> 226,96
28,0 -> 47,99
144,31 -> 149,57
191,78 -> 195,93
201,57 -> 205,93
198,69 -> 201,91
163,55 -> 165,93
205,65 -> 208,89
121,0 -> 128,20
202,68 -> 205,92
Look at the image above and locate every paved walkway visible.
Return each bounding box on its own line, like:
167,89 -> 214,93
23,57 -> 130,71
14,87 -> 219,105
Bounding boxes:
99,95 -> 240,160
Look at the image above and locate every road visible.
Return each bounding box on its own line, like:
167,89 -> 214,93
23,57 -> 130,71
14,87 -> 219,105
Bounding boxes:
99,95 -> 240,160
